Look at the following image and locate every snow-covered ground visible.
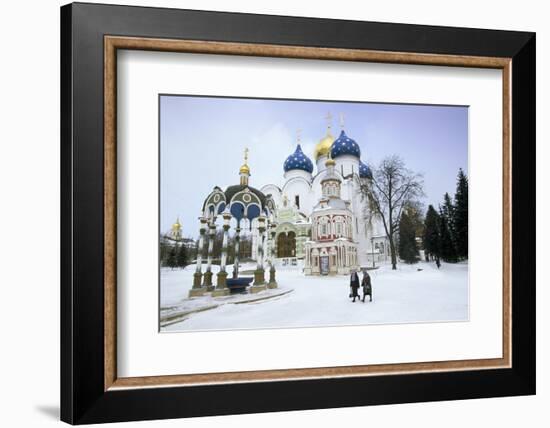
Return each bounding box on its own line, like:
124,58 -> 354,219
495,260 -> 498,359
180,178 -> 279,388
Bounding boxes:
161,261 -> 468,332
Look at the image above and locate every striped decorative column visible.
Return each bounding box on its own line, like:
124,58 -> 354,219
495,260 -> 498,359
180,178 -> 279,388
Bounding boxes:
268,221 -> 278,288
251,215 -> 267,293
214,212 -> 232,297
202,221 -> 216,291
232,224 -> 241,279
189,217 -> 208,297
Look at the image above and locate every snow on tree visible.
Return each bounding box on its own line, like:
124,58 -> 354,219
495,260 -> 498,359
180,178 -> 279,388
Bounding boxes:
453,168 -> 469,259
357,155 -> 424,270
398,210 -> 419,264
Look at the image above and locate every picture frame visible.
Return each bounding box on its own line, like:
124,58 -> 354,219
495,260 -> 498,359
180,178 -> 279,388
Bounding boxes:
61,2 -> 535,424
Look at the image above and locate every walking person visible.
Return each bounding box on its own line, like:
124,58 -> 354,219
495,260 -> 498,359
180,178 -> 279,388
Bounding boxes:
349,269 -> 360,302
361,270 -> 372,302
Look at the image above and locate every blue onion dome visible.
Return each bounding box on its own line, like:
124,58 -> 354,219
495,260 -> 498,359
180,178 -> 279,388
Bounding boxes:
283,144 -> 314,173
359,160 -> 373,179
330,130 -> 361,159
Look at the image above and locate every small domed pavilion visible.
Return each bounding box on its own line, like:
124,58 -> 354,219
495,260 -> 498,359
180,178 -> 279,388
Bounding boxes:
189,149 -> 278,298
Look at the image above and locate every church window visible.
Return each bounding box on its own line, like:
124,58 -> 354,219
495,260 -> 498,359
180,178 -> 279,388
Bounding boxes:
295,195 -> 300,209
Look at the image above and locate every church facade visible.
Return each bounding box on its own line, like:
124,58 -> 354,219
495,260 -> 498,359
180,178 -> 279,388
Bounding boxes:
257,119 -> 390,274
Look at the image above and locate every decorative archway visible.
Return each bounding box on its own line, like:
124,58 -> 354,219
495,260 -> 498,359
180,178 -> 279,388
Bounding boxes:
277,231 -> 296,258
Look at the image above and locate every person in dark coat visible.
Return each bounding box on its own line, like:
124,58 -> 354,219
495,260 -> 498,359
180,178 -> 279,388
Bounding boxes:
349,270 -> 360,302
361,271 -> 372,302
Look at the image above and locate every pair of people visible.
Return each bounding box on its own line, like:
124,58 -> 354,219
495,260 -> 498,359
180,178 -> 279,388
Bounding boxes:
349,269 -> 372,303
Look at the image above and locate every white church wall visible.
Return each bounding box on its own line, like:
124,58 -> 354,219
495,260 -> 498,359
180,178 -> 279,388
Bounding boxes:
260,184 -> 282,207
335,154 -> 360,178
281,176 -> 313,214
315,155 -> 328,173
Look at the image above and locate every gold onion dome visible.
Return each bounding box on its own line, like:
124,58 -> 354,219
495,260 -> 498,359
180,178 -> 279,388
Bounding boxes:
172,218 -> 181,230
239,147 -> 250,174
314,131 -> 334,161
239,163 -> 250,174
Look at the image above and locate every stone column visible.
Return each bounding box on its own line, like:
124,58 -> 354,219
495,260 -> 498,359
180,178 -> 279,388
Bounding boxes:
214,212 -> 232,297
202,220 -> 216,291
189,217 -> 208,297
251,215 -> 267,293
268,222 -> 278,288
263,224 -> 269,270
232,223 -> 241,279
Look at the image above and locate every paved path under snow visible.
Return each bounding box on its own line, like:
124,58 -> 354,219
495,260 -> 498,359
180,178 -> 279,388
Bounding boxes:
161,261 -> 468,332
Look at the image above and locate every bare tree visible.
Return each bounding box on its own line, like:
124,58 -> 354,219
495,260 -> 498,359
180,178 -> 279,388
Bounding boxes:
358,155 -> 424,270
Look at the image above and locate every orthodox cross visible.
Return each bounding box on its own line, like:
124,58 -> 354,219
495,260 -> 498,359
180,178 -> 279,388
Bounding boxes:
339,112 -> 345,129
325,112 -> 332,130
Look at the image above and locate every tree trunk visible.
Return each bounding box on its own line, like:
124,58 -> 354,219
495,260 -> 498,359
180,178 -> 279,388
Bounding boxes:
388,221 -> 397,270
389,237 -> 397,269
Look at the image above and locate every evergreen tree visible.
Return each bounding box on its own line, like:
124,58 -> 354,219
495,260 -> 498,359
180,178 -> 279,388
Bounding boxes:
159,240 -> 170,266
176,243 -> 188,268
423,205 -> 441,262
454,168 -> 469,259
439,206 -> 458,263
398,211 -> 419,264
167,244 -> 178,269
441,192 -> 455,241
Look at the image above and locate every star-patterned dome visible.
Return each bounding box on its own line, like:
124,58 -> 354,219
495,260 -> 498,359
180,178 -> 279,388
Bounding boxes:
283,144 -> 314,174
359,160 -> 373,179
330,130 -> 361,159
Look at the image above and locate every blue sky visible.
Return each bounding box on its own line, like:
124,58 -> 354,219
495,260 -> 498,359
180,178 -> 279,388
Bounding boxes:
160,95 -> 468,238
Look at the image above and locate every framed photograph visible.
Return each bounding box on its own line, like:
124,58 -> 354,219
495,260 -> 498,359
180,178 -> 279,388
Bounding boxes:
61,2 -> 535,424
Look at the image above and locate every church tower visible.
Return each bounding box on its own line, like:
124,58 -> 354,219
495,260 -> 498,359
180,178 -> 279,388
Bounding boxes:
170,217 -> 182,241
320,154 -> 341,199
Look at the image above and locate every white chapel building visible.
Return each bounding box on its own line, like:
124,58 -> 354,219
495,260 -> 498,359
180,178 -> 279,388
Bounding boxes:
256,118 -> 390,274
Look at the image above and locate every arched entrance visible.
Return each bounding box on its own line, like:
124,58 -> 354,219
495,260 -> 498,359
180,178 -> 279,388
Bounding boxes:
277,231 -> 296,258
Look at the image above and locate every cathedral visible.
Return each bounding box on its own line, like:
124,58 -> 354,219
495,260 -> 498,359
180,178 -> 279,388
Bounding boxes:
256,116 -> 390,274
191,115 -> 391,284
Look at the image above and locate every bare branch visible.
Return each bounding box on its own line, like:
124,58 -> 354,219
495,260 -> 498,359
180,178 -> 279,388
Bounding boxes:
356,155 -> 424,269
